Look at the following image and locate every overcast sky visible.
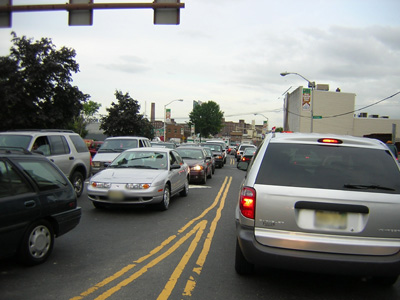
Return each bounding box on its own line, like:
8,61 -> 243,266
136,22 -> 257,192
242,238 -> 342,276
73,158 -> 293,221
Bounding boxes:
1,0 -> 399,128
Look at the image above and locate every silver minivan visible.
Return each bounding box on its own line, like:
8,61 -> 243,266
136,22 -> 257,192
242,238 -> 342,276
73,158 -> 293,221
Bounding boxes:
92,136 -> 151,174
236,133 -> 400,285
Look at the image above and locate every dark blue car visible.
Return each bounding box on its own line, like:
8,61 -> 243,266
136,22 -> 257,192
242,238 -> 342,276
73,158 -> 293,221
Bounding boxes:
0,147 -> 81,265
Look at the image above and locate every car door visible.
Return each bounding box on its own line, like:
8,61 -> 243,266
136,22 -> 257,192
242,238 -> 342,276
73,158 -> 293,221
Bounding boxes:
0,159 -> 40,257
47,135 -> 72,177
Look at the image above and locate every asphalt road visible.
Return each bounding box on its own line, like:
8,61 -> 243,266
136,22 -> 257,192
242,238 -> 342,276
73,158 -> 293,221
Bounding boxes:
1,155 -> 400,300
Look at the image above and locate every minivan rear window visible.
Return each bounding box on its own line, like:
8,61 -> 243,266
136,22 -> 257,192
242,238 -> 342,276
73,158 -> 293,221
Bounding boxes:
255,143 -> 400,193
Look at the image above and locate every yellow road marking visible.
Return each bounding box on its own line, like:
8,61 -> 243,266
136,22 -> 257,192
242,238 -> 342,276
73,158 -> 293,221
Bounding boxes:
70,176 -> 232,300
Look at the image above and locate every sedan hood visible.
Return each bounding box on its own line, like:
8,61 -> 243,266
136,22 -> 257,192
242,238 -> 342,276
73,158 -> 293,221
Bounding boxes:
91,168 -> 166,183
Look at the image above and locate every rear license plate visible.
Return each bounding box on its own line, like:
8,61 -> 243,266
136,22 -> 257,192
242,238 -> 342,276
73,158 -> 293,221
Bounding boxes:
108,190 -> 124,201
315,210 -> 347,229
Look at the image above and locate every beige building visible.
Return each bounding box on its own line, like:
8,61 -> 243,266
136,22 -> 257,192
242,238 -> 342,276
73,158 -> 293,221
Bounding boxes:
284,86 -> 400,143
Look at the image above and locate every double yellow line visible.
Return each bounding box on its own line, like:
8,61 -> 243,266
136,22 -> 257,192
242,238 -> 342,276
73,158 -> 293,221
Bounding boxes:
70,176 -> 233,300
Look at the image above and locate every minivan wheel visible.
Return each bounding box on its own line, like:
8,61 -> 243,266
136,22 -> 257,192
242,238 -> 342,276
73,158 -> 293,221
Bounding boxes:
235,240 -> 254,275
19,220 -> 54,266
71,171 -> 84,197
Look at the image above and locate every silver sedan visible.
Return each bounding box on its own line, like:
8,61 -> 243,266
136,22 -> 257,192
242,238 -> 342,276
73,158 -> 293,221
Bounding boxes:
87,148 -> 190,210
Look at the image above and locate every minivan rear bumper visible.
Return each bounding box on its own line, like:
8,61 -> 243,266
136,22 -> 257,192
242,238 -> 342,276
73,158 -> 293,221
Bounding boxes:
236,222 -> 400,276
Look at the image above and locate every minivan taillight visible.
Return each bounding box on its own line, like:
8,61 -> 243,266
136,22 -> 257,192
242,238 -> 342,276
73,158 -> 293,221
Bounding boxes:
239,187 -> 256,219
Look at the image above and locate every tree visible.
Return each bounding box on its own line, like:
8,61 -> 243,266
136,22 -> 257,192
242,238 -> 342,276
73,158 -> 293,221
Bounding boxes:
0,32 -> 89,131
71,100 -> 102,137
100,90 -> 154,139
189,101 -> 224,140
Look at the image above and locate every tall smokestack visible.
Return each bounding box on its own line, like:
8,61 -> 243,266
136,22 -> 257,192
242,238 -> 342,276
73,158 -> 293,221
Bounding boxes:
151,103 -> 155,122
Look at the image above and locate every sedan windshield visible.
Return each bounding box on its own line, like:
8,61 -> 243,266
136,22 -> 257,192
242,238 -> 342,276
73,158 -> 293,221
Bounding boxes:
176,149 -> 204,160
98,139 -> 138,153
110,151 -> 168,170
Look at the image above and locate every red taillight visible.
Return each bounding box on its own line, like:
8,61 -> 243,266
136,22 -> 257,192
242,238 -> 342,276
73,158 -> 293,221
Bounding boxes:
239,187 -> 256,219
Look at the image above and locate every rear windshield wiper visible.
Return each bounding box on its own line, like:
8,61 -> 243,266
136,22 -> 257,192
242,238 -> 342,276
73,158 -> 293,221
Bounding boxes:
344,184 -> 395,191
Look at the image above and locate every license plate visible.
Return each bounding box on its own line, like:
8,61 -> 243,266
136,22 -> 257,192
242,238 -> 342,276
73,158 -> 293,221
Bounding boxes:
108,190 -> 124,201
315,210 -> 347,229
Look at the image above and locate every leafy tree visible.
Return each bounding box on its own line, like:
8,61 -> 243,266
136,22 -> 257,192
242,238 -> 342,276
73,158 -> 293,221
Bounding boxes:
0,32 -> 89,131
71,100 -> 102,137
189,101 -> 224,140
100,90 -> 154,139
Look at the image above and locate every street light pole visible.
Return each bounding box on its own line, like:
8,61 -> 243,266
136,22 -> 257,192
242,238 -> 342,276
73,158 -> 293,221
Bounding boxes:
164,99 -> 183,142
280,72 -> 316,133
254,113 -> 269,132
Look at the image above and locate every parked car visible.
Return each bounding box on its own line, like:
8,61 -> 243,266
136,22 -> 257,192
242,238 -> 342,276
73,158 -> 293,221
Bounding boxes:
0,130 -> 91,197
175,147 -> 213,184
88,148 -> 189,210
201,143 -> 224,168
0,147 -> 81,265
235,133 -> 400,285
236,144 -> 256,162
92,136 -> 151,174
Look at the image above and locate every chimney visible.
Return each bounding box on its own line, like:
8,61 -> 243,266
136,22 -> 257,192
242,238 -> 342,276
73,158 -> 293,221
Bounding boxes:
151,103 -> 155,122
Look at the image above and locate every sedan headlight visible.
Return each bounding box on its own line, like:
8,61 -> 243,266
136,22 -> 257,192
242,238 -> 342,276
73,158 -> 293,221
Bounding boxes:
90,181 -> 111,189
191,165 -> 204,171
92,161 -> 101,167
126,183 -> 151,190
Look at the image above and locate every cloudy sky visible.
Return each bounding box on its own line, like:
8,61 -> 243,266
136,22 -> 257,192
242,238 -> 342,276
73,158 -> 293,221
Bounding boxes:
1,0 -> 399,128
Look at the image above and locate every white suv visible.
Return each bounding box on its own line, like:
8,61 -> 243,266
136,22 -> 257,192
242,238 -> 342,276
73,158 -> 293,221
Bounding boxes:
0,130 -> 91,197
92,136 -> 151,174
236,133 -> 400,285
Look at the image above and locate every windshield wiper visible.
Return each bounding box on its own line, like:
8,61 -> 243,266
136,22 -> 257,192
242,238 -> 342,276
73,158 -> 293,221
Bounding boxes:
344,184 -> 395,191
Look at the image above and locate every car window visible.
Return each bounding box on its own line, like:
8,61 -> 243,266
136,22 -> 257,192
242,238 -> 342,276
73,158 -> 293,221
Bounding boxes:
99,139 -> 139,152
171,151 -> 183,165
0,160 -> 34,197
70,135 -> 89,153
176,149 -> 204,160
111,151 -> 168,169
16,159 -> 69,191
255,143 -> 400,193
0,134 -> 32,149
48,135 -> 70,155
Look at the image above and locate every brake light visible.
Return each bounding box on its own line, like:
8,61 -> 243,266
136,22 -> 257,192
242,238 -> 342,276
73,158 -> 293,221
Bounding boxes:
239,187 -> 256,219
318,138 -> 343,144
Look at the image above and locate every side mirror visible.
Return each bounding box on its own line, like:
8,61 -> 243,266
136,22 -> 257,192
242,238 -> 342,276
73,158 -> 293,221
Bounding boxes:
170,164 -> 181,170
237,161 -> 249,171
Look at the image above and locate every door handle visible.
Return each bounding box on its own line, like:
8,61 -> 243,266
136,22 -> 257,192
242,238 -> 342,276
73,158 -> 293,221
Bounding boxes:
24,200 -> 36,208
69,156 -> 74,160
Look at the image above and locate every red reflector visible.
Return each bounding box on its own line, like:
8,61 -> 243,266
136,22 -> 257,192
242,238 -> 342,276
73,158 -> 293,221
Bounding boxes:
318,138 -> 343,144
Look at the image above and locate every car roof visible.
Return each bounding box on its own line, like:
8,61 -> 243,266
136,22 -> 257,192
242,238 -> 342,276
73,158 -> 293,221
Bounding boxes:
124,147 -> 172,153
104,136 -> 148,140
0,129 -> 78,136
266,132 -> 388,150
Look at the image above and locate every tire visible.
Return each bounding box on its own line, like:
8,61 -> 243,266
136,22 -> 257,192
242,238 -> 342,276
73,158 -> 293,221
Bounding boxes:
19,220 -> 54,266
235,240 -> 254,275
201,172 -> 207,184
180,177 -> 189,197
70,171 -> 84,197
157,185 -> 170,211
